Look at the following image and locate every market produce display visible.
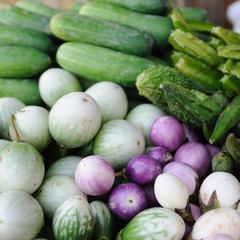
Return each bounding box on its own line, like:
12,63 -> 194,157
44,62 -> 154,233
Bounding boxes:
0,0 -> 240,239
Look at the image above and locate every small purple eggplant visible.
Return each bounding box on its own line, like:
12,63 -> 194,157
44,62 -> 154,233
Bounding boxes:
147,146 -> 173,167
182,123 -> 199,142
142,183 -> 159,207
205,143 -> 221,158
108,183 -> 148,222
125,155 -> 161,185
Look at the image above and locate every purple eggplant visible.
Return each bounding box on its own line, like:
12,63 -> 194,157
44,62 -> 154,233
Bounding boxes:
205,143 -> 221,158
182,123 -> 199,142
174,142 -> 211,178
150,115 -> 185,152
142,183 -> 159,207
190,203 -> 202,221
108,182 -> 148,222
163,161 -> 199,196
125,155 -> 161,185
147,146 -> 173,167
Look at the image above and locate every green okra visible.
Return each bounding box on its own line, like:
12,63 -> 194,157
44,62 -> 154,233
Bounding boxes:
219,59 -> 240,79
187,20 -> 216,33
177,7 -> 207,22
212,151 -> 235,174
136,64 -> 203,109
225,133 -> 240,165
218,44 -> 240,60
168,29 -> 223,67
207,36 -> 225,49
219,74 -> 240,97
209,96 -> 240,144
211,26 -> 240,45
162,82 -> 226,129
168,8 -> 194,34
172,51 -> 223,93
202,122 -> 212,141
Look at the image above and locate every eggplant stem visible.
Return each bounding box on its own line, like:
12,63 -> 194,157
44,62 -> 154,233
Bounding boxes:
9,114 -> 21,142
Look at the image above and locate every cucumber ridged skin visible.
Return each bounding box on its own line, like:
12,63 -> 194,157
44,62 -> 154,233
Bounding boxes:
0,3 -> 51,35
56,42 -> 155,88
209,96 -> 240,144
50,12 -> 153,57
0,26 -> 53,53
0,78 -> 42,105
80,2 -> 173,51
90,0 -> 167,14
0,46 -> 51,78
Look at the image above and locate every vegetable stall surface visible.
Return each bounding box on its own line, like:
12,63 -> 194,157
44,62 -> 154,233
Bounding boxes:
1,0 -> 240,239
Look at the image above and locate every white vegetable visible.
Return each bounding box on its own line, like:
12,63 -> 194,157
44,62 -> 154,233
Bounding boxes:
9,105 -> 52,152
154,173 -> 189,211
39,68 -> 82,107
199,172 -> 240,210
192,207 -> 240,239
49,92 -> 101,149
85,81 -> 128,124
0,97 -> 25,140
126,103 -> 165,146
0,139 -> 10,150
0,190 -> 44,240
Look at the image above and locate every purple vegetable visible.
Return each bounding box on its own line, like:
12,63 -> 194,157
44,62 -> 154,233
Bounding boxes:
203,233 -> 235,240
108,182 -> 148,222
147,146 -> 173,167
174,142 -> 211,178
125,155 -> 161,185
205,143 -> 221,158
190,203 -> 202,221
163,162 -> 198,196
150,115 -> 185,152
75,155 -> 115,196
184,223 -> 192,239
182,123 -> 199,142
142,183 -> 159,207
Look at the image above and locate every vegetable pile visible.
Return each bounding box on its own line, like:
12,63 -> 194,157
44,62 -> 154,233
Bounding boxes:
0,0 -> 240,239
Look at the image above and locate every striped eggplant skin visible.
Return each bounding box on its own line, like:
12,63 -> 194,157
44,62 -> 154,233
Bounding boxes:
53,196 -> 94,240
90,201 -> 115,240
0,190 -> 44,240
121,207 -> 185,240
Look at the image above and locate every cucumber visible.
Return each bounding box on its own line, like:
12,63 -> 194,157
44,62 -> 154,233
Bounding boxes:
68,2 -> 84,12
121,207 -> 185,240
80,2 -> 173,51
53,196 -> 94,240
0,26 -> 53,53
177,7 -> 208,21
0,3 -> 51,35
90,0 -> 167,14
90,201 -> 115,240
50,12 -> 153,57
56,42 -> 155,88
0,46 -> 51,78
15,0 -> 61,17
0,78 -> 42,105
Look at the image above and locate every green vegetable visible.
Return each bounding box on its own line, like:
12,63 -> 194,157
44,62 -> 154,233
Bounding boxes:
80,2 -> 173,51
212,151 -> 235,173
0,26 -> 53,53
207,36 -> 225,49
209,96 -> 240,144
0,78 -> 42,105
187,20 -> 216,33
50,12 -> 153,57
162,82 -> 227,129
168,29 -> 223,67
220,74 -> 240,97
136,64 -> 204,109
90,0 -> 168,14
0,3 -> 51,35
225,133 -> 240,166
56,41 -> 155,88
218,44 -> 240,60
177,7 -> 207,21
68,2 -> 84,12
172,51 -> 223,93
219,59 -> 240,79
211,26 -> 240,45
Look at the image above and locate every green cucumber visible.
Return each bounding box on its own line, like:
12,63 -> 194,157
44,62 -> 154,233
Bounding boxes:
50,12 -> 153,57
53,196 -> 94,240
0,78 -> 42,105
56,42 -> 155,88
177,7 -> 208,21
0,46 -> 51,78
80,2 -> 173,51
121,207 -> 185,240
90,0 -> 167,14
68,2 -> 84,12
15,0 -> 61,17
0,26 -> 53,53
0,3 -> 51,35
90,201 -> 115,240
